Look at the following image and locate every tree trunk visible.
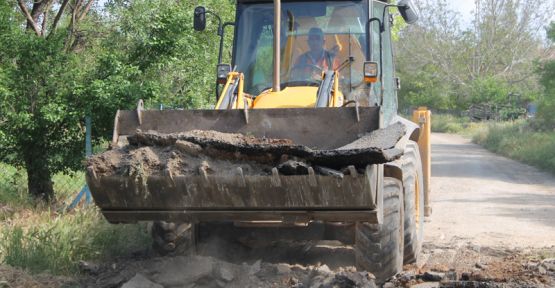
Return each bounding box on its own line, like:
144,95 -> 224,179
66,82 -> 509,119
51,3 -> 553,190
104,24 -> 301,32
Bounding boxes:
24,153 -> 54,202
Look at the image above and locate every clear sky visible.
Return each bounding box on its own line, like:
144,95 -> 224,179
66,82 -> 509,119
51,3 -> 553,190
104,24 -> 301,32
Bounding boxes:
450,1 -> 475,26
451,1 -> 475,18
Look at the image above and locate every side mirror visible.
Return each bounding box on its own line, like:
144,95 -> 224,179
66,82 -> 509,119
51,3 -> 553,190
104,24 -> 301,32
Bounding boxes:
363,61 -> 379,84
194,6 -> 206,31
217,64 -> 231,84
397,0 -> 419,24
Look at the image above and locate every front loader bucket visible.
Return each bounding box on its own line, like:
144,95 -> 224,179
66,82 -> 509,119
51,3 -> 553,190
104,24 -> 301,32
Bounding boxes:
86,107 -> 406,224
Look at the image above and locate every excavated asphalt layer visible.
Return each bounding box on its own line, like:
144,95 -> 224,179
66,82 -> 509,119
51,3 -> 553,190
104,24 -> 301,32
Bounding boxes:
126,122 -> 406,170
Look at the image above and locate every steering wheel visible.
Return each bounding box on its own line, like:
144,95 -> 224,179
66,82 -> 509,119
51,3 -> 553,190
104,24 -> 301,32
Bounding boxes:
290,64 -> 324,82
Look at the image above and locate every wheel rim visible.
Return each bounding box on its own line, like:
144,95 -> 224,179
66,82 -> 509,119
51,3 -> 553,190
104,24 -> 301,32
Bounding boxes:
398,191 -> 405,267
414,177 -> 422,231
414,175 -> 421,231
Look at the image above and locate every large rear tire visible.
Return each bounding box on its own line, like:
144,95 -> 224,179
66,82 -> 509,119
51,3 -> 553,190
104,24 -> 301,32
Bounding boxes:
402,141 -> 425,264
355,177 -> 404,284
151,221 -> 192,255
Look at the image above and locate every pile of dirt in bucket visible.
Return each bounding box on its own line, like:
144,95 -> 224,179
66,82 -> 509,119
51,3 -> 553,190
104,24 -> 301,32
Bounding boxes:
87,124 -> 406,180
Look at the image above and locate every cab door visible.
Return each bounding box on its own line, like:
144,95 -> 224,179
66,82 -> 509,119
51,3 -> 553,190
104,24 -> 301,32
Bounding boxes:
370,1 -> 397,125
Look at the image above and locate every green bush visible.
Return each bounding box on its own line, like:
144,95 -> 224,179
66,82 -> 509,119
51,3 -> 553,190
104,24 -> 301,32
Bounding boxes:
431,115 -> 554,174
0,208 -> 151,275
0,163 -> 86,207
535,22 -> 555,131
0,162 -> 150,276
431,114 -> 469,133
473,121 -> 555,174
0,163 -> 28,206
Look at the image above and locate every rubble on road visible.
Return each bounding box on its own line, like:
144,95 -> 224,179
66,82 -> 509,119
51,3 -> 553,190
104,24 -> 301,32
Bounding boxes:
75,239 -> 555,288
121,273 -> 163,288
385,243 -> 555,288
82,254 -> 376,288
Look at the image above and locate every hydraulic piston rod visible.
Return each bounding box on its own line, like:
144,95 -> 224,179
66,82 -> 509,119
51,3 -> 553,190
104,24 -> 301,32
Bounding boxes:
272,0 -> 281,92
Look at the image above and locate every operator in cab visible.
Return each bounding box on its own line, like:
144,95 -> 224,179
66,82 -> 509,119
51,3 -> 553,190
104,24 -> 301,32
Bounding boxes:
293,27 -> 339,80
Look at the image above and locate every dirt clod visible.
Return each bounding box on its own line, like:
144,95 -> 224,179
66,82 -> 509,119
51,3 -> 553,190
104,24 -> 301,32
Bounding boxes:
541,259 -> 555,273
121,273 -> 162,288
174,140 -> 202,155
392,242 -> 555,288
277,160 -> 310,175
78,260 -> 100,275
422,271 -> 444,281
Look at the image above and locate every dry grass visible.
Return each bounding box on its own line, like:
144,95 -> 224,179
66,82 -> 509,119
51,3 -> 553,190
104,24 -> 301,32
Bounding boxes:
431,115 -> 555,175
0,264 -> 73,288
473,121 -> 555,175
0,164 -> 152,276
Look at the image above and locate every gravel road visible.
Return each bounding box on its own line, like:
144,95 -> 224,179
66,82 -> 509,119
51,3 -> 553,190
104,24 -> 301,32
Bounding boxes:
389,133 -> 555,287
426,133 -> 555,248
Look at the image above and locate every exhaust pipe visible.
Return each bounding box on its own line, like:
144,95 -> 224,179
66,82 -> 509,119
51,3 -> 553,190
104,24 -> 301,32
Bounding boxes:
273,0 -> 281,92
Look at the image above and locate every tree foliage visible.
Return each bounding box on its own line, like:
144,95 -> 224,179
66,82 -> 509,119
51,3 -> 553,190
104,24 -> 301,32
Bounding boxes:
535,22 -> 555,129
85,0 -> 234,140
0,1 -> 93,200
0,0 -> 235,201
396,0 -> 553,113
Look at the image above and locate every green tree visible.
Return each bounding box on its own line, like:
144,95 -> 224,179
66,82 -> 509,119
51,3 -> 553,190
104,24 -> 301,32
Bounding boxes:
396,0 -> 551,112
396,0 -> 464,111
0,1 -> 97,201
86,0 -> 235,139
536,22 -> 555,129
0,0 -> 235,201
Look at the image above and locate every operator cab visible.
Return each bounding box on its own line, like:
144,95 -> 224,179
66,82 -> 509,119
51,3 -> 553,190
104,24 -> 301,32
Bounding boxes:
234,0 -> 368,100
194,0 -> 418,116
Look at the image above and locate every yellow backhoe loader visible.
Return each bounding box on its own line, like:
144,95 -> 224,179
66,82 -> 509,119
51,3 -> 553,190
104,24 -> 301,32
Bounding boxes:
85,0 -> 431,283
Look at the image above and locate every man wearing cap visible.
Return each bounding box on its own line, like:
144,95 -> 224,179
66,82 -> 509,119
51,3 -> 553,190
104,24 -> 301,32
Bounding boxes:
293,27 -> 339,79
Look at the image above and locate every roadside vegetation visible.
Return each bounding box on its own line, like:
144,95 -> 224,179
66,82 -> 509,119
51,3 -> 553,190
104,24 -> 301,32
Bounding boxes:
431,114 -> 484,136
397,1 -> 551,116
0,208 -> 151,275
473,121 -> 555,175
426,17 -> 555,176
431,115 -> 555,175
0,165 -> 151,275
1,0 -> 231,277
0,0 -> 234,201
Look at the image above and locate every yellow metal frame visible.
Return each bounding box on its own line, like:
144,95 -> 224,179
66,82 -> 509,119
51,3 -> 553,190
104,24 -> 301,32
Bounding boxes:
331,71 -> 342,107
318,70 -> 343,108
415,174 -> 421,229
218,70 -> 344,110
216,72 -> 248,109
412,107 -> 432,217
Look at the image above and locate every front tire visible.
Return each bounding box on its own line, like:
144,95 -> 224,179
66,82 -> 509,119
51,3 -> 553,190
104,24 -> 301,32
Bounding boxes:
402,141 -> 425,264
355,177 -> 404,284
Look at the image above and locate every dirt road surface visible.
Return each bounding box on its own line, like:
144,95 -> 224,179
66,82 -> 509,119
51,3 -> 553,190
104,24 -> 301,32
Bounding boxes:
426,133 -> 555,248
392,133 -> 555,287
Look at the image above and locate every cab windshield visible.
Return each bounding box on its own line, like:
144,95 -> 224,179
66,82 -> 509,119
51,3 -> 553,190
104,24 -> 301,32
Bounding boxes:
234,1 -> 368,97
